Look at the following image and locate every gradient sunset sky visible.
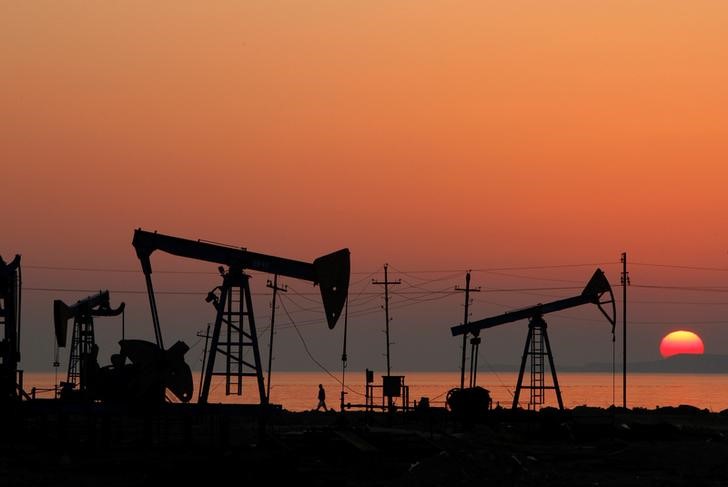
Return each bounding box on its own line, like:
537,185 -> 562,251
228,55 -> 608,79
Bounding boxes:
3,2 -> 728,377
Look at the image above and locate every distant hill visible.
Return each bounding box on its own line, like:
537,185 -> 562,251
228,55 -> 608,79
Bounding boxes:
568,354 -> 728,374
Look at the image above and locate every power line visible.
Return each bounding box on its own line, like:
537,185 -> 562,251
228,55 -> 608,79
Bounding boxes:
278,295 -> 365,397
387,265 -> 462,283
629,299 -> 728,305
21,286 -> 497,296
475,270 -> 583,284
23,263 -> 398,276
631,284 -> 728,293
632,262 -> 728,272
26,259 -> 728,278
22,262 -> 620,275
629,319 -> 727,325
24,287 -> 205,295
25,265 -> 216,275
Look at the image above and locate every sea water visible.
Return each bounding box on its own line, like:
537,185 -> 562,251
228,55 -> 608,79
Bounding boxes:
22,371 -> 728,412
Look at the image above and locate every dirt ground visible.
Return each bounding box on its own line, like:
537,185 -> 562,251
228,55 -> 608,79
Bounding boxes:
2,402 -> 728,486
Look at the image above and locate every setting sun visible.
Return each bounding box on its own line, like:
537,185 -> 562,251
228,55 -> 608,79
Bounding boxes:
659,330 -> 705,359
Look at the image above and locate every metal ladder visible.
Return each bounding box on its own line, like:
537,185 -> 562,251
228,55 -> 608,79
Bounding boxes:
202,270 -> 266,403
67,316 -> 95,390
529,324 -> 545,408
223,287 -> 245,395
0,294 -> 7,366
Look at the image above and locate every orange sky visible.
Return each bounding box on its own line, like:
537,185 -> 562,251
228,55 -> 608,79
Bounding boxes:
3,1 -> 728,375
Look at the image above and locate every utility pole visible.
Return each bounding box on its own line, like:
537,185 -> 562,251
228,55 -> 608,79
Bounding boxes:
621,252 -> 629,409
266,275 -> 287,402
372,264 -> 401,376
196,324 -> 211,402
340,297 -> 349,412
455,271 -> 480,389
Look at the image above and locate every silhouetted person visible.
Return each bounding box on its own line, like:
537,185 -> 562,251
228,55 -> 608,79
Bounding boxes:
316,384 -> 327,411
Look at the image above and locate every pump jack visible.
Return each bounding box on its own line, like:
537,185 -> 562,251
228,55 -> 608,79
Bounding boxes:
55,290 -> 193,404
451,269 -> 616,410
54,291 -> 125,394
1,255 -> 22,402
132,229 -> 350,404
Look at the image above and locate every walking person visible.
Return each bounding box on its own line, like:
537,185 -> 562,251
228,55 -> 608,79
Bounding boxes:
316,384 -> 328,411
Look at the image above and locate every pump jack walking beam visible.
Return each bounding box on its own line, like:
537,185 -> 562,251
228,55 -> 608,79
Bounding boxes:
132,229 -> 350,404
451,269 -> 616,410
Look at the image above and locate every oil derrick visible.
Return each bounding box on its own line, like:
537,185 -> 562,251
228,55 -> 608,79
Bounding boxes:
53,290 -> 125,394
0,255 -> 21,401
451,269 -> 616,410
132,229 -> 350,405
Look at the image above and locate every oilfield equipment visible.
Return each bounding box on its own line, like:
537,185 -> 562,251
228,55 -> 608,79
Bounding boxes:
451,268 -> 616,410
132,229 -> 350,405
341,265 -> 412,413
53,290 -> 193,404
0,254 -> 22,401
54,290 -> 124,394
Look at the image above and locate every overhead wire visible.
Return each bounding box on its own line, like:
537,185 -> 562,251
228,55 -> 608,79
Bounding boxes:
631,284 -> 728,293
632,262 -> 728,272
21,260 -> 728,335
33,259 -> 728,278
475,269 -> 584,284
278,294 -> 365,397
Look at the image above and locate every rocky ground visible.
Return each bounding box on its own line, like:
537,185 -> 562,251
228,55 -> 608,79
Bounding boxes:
2,402 -> 728,486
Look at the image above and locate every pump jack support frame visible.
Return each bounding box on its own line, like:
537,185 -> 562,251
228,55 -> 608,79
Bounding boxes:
200,268 -> 267,405
512,316 -> 564,410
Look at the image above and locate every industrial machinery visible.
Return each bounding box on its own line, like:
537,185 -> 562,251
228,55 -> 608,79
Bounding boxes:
54,290 -> 125,394
0,255 -> 22,401
446,386 -> 492,418
451,269 -> 616,410
132,229 -> 350,404
54,290 -> 193,403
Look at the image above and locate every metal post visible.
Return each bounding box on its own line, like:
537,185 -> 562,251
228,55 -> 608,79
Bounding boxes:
470,336 -> 481,388
455,272 -> 480,389
621,252 -> 629,408
542,323 -> 564,410
197,324 -> 211,402
142,272 -> 164,350
200,280 -> 229,404
512,326 -> 534,409
242,278 -> 267,405
384,264 -> 391,377
340,297 -> 349,412
372,264 -> 400,376
266,275 -> 286,401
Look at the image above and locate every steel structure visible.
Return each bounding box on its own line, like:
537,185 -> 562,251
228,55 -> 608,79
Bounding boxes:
132,229 -> 350,404
54,290 -> 125,392
451,269 -> 616,410
0,255 -> 21,401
